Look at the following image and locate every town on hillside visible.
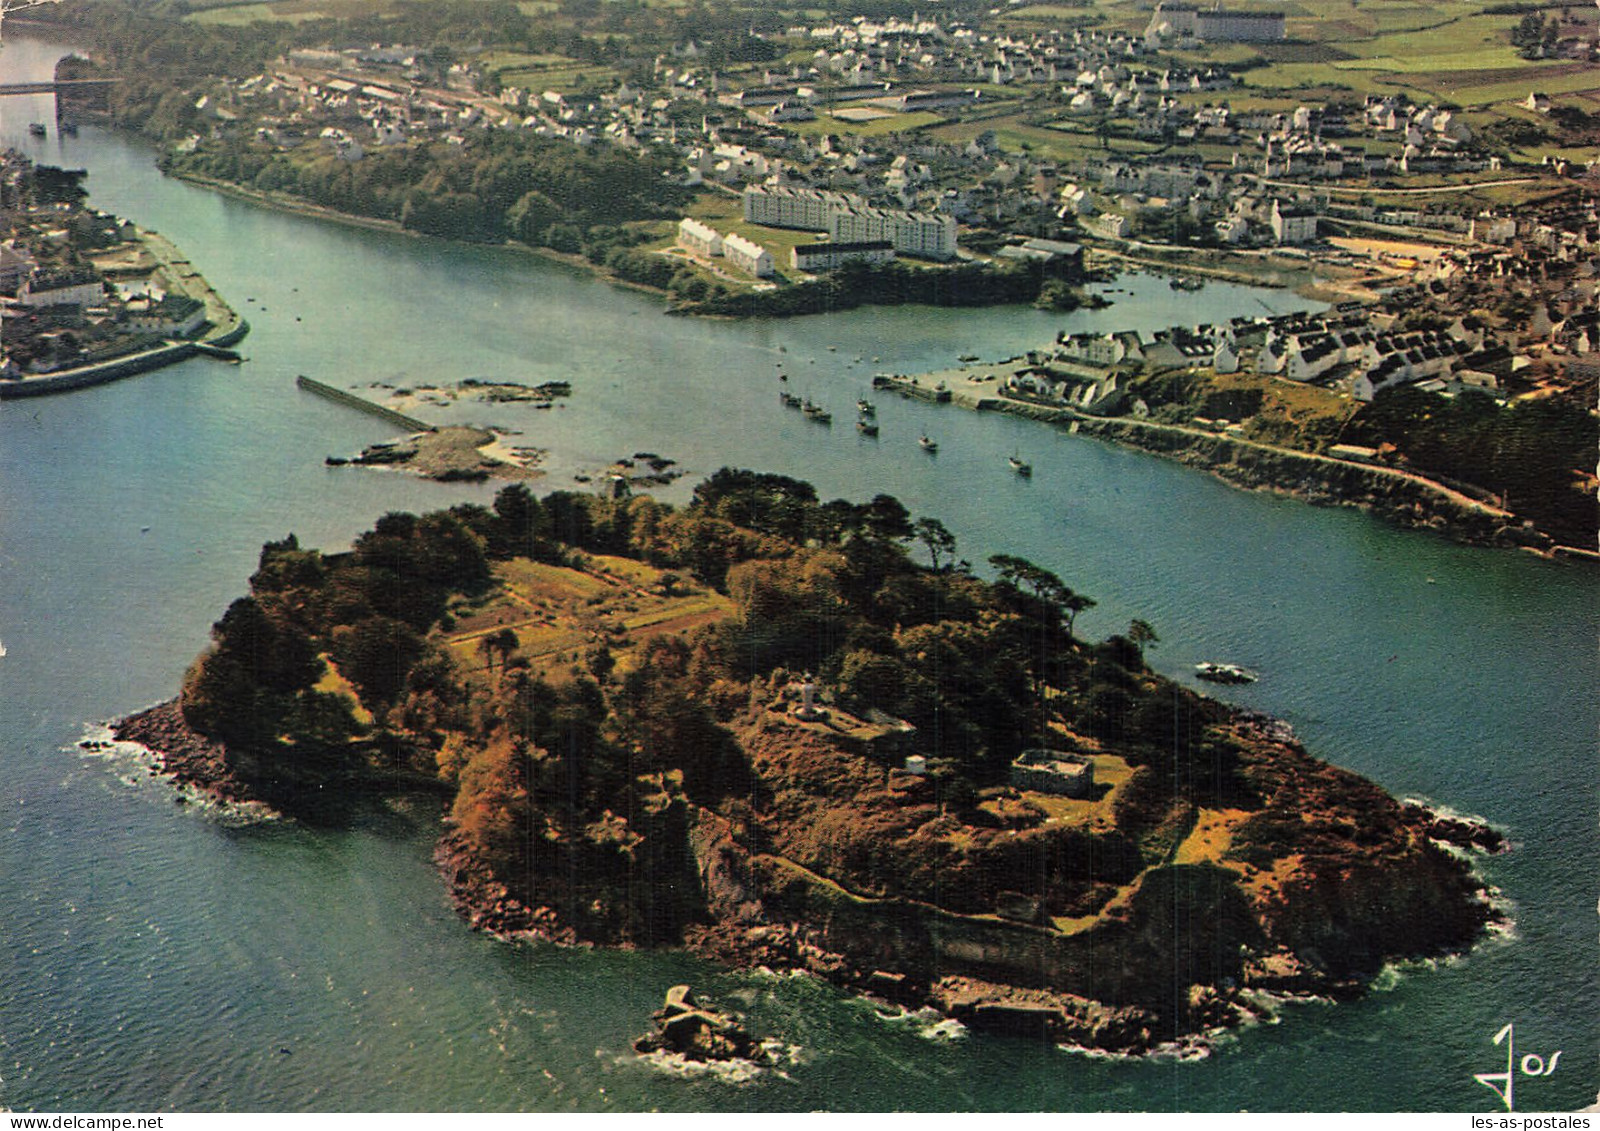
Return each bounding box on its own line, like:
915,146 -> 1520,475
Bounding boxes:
10,0 -> 1599,539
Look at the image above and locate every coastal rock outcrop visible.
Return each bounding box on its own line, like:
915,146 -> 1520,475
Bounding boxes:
632,985 -> 773,1065
112,699 -> 252,803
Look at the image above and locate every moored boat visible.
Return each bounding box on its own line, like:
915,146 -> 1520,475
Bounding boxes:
856,398 -> 875,415
856,420 -> 879,436
919,435 -> 938,452
1008,454 -> 1032,477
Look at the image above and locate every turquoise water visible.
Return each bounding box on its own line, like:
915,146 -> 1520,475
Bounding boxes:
0,39 -> 1595,1112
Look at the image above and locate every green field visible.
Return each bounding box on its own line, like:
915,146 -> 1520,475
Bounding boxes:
188,0 -> 519,21
1442,65 -> 1600,109
931,113 -> 1165,168
486,55 -> 622,95
780,109 -> 946,139
190,1 -> 338,24
1000,3 -> 1099,20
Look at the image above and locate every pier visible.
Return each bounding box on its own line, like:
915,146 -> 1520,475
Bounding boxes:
295,375 -> 436,432
871,373 -> 952,403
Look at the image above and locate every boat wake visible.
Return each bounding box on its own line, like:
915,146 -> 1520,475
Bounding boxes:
859,1000 -> 968,1042
629,1039 -> 800,1085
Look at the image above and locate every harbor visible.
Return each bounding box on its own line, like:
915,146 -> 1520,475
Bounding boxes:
0,222 -> 248,399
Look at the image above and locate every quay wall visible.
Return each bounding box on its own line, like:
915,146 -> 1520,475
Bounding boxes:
0,342 -> 199,399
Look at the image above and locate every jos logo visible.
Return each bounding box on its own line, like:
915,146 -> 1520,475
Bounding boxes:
1474,1022 -> 1562,1112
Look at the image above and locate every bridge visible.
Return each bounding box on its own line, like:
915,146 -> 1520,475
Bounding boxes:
0,79 -> 119,97
0,0 -> 65,45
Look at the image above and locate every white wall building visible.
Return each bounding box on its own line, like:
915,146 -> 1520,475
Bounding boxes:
722,232 -> 775,277
1270,199 -> 1318,245
18,271 -> 103,309
791,240 -> 895,272
677,217 -> 724,258
744,185 -> 958,259
828,205 -> 957,260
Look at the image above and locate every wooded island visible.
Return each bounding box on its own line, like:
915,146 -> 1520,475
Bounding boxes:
115,473 -> 1503,1055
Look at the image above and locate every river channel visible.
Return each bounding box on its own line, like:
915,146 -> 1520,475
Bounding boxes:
0,37 -> 1595,1112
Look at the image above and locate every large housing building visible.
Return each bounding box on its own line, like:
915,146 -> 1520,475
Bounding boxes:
743,186 -> 958,260
829,205 -> 957,261
1147,2 -> 1286,42
742,184 -> 855,232
1270,199 -> 1318,245
676,216 -> 773,277
18,268 -> 104,309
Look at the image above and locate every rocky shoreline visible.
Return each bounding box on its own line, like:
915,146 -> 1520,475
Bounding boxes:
433,829 -> 578,944
1068,416 -> 1551,551
112,701 -> 1508,1060
425,754 -> 1507,1059
110,699 -> 260,805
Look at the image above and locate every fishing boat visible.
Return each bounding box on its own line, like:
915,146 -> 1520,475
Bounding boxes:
856,398 -> 875,415
1195,661 -> 1257,684
856,420 -> 879,437
1008,454 -> 1032,477
803,403 -> 832,424
919,435 -> 938,453
780,391 -> 802,408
